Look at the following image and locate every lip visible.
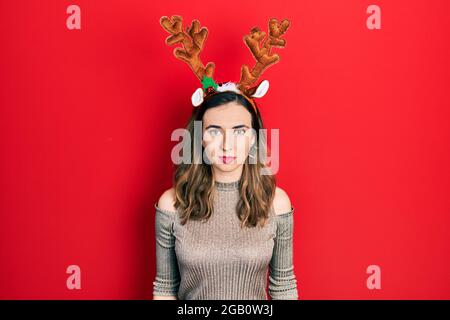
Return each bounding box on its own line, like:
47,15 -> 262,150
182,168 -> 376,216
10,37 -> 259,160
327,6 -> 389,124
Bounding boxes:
219,156 -> 236,164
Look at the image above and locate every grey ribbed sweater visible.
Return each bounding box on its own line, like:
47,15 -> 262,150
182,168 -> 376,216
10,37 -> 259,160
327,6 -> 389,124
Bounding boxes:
152,180 -> 298,300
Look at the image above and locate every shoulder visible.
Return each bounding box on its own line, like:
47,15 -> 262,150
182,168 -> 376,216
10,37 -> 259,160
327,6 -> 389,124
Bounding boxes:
273,186 -> 293,216
157,187 -> 177,213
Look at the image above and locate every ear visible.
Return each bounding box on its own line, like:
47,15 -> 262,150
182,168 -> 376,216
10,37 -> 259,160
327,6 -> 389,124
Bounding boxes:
191,88 -> 204,107
251,80 -> 270,98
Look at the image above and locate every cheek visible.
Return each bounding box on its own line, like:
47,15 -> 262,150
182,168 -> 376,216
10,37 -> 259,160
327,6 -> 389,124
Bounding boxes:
203,136 -> 221,156
203,131 -> 217,146
235,136 -> 251,157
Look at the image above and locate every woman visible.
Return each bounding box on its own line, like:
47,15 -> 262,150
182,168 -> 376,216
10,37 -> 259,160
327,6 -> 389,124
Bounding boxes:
154,15 -> 296,300
152,89 -> 298,300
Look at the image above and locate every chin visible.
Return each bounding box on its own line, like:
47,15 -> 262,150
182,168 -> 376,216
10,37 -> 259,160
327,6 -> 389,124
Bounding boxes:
213,163 -> 242,172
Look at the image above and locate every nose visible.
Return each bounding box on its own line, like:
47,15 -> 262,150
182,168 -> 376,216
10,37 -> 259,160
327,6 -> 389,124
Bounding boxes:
222,129 -> 234,152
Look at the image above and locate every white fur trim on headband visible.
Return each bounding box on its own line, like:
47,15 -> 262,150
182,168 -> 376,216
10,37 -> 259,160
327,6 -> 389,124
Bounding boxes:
190,80 -> 270,107
216,82 -> 243,94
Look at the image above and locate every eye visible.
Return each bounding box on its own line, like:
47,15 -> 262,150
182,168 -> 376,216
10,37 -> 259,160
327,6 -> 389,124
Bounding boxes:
234,128 -> 247,136
207,128 -> 222,137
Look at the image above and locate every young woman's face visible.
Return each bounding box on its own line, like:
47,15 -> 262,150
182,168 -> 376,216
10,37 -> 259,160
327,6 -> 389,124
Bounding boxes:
202,101 -> 256,172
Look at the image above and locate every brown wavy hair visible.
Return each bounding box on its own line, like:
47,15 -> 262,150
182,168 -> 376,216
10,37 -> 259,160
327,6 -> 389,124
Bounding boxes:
173,91 -> 276,229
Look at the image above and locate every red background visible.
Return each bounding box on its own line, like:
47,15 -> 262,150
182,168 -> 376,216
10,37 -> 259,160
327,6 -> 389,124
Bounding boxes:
1,0 -> 449,299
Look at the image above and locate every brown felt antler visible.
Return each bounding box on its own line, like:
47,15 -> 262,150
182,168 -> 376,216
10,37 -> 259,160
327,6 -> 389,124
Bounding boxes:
237,18 -> 290,93
160,15 -> 215,82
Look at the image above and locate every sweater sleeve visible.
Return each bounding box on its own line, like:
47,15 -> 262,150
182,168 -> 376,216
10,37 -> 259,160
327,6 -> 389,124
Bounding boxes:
152,204 -> 181,297
269,207 -> 299,300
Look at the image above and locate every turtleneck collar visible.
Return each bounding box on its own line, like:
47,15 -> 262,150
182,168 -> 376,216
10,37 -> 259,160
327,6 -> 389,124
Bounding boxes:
214,179 -> 240,191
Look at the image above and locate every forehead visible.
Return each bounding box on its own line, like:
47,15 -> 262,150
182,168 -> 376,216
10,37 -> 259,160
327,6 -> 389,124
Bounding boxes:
203,102 -> 252,127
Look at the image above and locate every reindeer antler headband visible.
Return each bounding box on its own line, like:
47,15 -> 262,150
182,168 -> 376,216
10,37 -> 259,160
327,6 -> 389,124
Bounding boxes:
160,15 -> 290,109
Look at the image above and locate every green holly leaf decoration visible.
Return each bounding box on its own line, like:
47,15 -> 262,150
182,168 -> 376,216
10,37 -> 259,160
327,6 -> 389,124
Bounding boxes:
201,76 -> 218,91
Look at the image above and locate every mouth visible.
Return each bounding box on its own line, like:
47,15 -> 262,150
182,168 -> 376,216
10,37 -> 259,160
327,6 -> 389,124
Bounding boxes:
219,156 -> 237,164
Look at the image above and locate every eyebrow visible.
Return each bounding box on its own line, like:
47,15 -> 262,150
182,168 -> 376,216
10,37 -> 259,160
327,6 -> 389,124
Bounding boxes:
205,124 -> 250,130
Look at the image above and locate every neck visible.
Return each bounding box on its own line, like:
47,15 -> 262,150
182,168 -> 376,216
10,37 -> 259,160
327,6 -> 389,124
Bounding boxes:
211,164 -> 243,183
